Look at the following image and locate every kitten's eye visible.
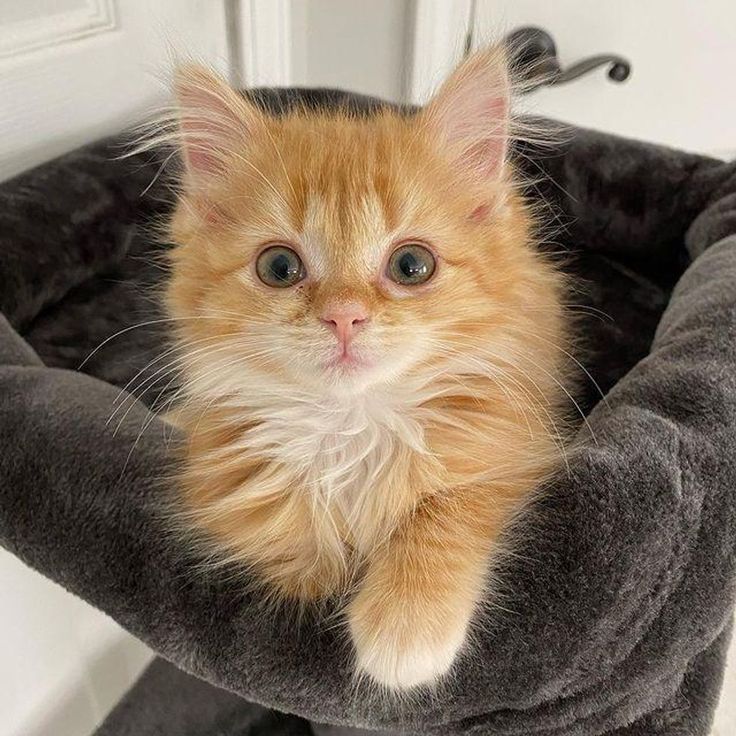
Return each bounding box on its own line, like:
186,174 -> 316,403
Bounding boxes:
387,243 -> 436,286
256,245 -> 306,288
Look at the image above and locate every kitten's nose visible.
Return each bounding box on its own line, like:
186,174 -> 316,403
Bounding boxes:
320,303 -> 369,346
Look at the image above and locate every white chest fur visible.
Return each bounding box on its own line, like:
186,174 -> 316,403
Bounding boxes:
242,388 -> 427,529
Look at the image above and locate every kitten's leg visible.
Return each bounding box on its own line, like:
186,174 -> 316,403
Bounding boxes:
348,485 -> 522,690
228,492 -> 348,602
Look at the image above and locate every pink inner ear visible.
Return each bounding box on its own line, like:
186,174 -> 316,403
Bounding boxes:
462,133 -> 507,181
180,118 -> 225,178
427,50 -> 510,183
175,67 -> 250,184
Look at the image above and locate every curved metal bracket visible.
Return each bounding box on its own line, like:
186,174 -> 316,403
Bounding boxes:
505,26 -> 631,91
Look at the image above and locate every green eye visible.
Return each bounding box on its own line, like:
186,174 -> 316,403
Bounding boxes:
387,243 -> 436,286
256,245 -> 306,288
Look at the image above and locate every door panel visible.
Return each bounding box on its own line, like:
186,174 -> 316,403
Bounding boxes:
0,0 -> 231,181
474,0 -> 736,156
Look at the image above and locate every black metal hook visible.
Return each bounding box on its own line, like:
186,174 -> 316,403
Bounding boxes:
505,27 -> 631,91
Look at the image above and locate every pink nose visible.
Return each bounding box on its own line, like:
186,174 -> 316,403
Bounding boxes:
320,303 -> 369,346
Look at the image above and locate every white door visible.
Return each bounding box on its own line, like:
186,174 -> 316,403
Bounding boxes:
473,0 -> 736,157
0,3 -> 230,735
0,0 -> 232,182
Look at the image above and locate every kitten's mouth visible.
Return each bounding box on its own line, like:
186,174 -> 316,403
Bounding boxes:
326,347 -> 369,371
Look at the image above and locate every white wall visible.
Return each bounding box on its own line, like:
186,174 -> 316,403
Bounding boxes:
1,552 -> 151,736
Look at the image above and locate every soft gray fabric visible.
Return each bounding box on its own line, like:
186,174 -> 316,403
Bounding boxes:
94,628 -> 733,736
1,90 -> 735,735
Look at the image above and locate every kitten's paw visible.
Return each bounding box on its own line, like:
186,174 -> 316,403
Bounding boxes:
347,589 -> 471,690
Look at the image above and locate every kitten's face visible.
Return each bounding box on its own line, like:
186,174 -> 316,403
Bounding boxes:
167,54 -> 544,399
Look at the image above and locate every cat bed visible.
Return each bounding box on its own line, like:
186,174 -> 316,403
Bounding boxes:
1,89 -> 735,736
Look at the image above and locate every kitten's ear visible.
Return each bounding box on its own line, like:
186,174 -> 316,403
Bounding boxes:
173,64 -> 261,187
421,47 -> 510,183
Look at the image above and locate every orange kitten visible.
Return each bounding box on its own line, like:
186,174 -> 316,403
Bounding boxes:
164,48 -> 569,690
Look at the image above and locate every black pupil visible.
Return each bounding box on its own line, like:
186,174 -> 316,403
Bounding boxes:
398,251 -> 427,279
270,252 -> 297,282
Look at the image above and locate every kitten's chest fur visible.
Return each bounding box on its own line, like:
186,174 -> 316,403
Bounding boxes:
243,389 -> 431,550
179,372 -> 453,598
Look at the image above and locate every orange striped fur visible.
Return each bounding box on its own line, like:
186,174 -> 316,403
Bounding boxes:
164,48 -> 570,690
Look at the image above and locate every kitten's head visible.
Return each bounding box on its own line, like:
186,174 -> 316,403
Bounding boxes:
166,49 -> 556,401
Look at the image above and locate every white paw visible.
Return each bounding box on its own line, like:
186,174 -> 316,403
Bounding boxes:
349,608 -> 469,690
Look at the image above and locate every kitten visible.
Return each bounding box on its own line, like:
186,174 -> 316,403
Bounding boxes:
163,47 -> 569,690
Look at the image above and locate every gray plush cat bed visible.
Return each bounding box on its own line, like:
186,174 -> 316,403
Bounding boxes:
1,89 -> 735,736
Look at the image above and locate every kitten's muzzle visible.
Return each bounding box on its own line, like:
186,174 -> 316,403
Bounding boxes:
320,302 -> 370,369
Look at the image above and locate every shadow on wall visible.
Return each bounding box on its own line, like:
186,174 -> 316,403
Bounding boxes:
20,630 -> 151,736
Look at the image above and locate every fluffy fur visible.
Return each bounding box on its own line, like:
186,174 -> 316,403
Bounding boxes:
163,48 -> 570,690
